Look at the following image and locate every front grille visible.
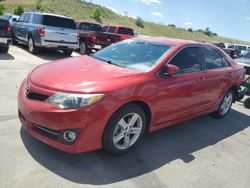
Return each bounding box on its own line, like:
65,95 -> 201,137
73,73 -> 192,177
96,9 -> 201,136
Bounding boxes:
33,124 -> 60,140
27,93 -> 49,101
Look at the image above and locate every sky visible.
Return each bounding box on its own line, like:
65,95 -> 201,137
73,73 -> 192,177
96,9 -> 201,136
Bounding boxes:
90,0 -> 250,42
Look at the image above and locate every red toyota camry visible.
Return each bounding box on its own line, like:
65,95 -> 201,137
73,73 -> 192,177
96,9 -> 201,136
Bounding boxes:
18,37 -> 245,154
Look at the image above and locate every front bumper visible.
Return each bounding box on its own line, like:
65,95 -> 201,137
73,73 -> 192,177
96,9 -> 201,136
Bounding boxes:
18,80 -> 112,153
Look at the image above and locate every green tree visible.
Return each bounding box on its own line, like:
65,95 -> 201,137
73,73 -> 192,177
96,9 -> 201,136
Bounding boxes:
13,6 -> 24,15
135,17 -> 144,28
36,0 -> 42,10
204,27 -> 212,36
187,28 -> 193,33
0,3 -> 5,15
91,7 -> 102,21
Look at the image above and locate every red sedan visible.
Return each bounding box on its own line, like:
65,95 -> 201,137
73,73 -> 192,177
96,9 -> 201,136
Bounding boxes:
18,37 -> 245,154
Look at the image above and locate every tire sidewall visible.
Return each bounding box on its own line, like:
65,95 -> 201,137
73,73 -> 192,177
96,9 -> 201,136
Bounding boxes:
217,90 -> 234,118
79,41 -> 86,55
103,104 -> 147,154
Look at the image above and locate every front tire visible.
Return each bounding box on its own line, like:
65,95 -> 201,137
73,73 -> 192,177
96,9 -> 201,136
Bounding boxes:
28,37 -> 39,54
0,45 -> 9,54
214,89 -> 234,118
103,104 -> 146,154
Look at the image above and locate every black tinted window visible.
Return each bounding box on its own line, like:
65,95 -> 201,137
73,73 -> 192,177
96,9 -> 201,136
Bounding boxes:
42,15 -> 76,29
118,27 -> 134,35
79,23 -> 102,32
203,47 -> 227,69
169,47 -> 203,74
102,26 -> 108,32
32,14 -> 42,24
107,26 -> 116,33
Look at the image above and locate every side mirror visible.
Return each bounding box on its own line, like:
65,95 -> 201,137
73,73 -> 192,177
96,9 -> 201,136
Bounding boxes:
165,64 -> 180,76
12,18 -> 17,22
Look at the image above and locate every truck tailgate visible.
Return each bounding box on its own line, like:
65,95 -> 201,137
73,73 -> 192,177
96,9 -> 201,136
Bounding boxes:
44,26 -> 77,44
0,19 -> 9,38
96,32 -> 121,44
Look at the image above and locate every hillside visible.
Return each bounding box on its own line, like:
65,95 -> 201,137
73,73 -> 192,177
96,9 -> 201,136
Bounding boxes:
2,0 -> 250,45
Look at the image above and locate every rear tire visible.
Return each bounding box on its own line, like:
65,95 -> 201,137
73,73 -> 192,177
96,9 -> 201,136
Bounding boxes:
213,89 -> 234,118
243,98 -> 250,109
0,45 -> 9,54
63,50 -> 73,56
103,104 -> 146,154
79,41 -> 89,55
28,37 -> 39,54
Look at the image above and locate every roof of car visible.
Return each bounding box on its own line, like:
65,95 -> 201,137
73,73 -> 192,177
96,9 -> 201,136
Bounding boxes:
25,11 -> 73,19
135,36 -> 212,47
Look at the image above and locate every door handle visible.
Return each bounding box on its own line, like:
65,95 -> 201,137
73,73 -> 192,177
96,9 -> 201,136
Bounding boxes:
196,77 -> 206,82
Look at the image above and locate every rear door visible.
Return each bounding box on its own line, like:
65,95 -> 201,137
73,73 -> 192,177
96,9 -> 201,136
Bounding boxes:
42,15 -> 77,43
13,13 -> 26,40
201,47 -> 233,108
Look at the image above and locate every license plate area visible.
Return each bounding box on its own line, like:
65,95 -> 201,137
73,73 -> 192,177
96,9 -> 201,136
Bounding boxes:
0,38 -> 8,44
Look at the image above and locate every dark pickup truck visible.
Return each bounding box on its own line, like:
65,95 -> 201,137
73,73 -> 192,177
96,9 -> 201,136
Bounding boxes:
0,19 -> 11,53
76,22 -> 121,54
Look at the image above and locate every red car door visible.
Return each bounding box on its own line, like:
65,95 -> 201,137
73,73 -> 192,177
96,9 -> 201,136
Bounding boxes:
154,46 -> 207,126
201,47 -> 234,109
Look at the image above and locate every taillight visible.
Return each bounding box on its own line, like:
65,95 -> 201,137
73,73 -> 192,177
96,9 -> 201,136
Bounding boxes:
77,32 -> 80,40
6,24 -> 11,35
38,26 -> 45,37
91,34 -> 96,43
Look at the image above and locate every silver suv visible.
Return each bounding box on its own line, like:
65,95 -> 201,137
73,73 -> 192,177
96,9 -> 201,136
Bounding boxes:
11,12 -> 79,55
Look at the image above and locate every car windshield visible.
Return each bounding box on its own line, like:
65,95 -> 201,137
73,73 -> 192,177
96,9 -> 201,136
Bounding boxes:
243,52 -> 250,58
91,39 -> 173,72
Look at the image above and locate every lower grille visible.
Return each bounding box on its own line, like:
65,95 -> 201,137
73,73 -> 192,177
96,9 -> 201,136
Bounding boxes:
33,124 -> 60,140
27,93 -> 49,101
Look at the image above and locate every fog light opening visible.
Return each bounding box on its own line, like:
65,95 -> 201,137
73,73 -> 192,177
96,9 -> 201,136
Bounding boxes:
63,131 -> 76,142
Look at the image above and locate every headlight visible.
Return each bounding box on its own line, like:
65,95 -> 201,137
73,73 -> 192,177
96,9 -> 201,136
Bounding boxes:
46,92 -> 105,109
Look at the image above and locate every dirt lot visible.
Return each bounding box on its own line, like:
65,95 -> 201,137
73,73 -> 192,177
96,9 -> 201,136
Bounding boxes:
0,45 -> 250,188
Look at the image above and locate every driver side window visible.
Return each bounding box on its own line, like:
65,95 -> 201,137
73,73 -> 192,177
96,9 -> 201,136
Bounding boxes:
18,14 -> 26,22
169,47 -> 203,74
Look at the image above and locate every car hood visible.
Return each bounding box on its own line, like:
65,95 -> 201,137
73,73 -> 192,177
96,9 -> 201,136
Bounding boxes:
235,58 -> 250,66
29,55 -> 143,93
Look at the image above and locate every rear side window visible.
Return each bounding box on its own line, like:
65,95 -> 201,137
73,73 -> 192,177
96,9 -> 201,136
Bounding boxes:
107,26 -> 116,33
102,26 -> 108,32
202,47 -> 229,70
117,27 -> 134,35
18,14 -> 26,22
24,13 -> 30,23
32,14 -> 43,24
42,15 -> 76,29
169,47 -> 203,74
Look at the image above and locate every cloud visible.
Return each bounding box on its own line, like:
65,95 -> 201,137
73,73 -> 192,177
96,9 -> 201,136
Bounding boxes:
184,22 -> 193,26
151,11 -> 163,17
136,0 -> 162,5
245,17 -> 250,21
106,6 -> 117,13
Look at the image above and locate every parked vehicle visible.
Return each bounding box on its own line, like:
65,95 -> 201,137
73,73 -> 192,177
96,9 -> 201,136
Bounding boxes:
103,25 -> 134,40
76,21 -> 121,54
11,12 -> 79,55
0,19 -> 11,54
213,42 -> 240,58
1,13 -> 19,25
235,51 -> 250,75
18,37 -> 245,154
235,45 -> 248,55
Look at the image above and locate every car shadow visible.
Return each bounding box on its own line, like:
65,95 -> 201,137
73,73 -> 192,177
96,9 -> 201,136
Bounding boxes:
20,109 -> 250,185
14,43 -> 79,61
0,53 -> 15,60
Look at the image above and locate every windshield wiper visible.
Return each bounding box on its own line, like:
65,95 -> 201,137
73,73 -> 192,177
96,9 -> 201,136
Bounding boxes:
90,55 -> 126,68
